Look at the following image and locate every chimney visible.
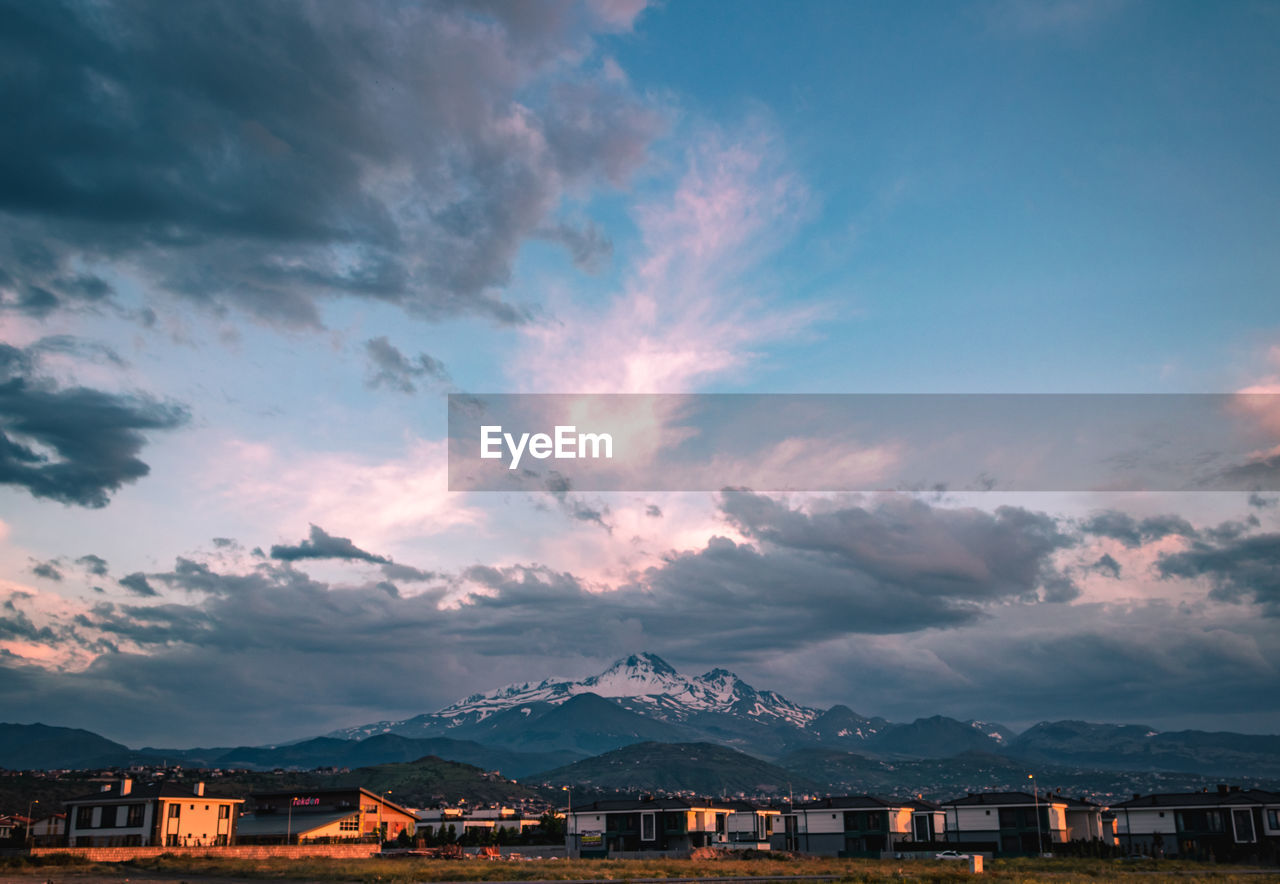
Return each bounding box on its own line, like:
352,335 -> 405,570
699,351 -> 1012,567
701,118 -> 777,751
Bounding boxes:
194,782 -> 205,797
120,778 -> 132,795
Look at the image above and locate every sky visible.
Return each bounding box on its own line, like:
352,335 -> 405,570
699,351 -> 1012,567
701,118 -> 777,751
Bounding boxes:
1,0 -> 1279,748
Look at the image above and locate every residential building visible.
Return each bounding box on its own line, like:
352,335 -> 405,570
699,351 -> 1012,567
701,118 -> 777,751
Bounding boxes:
1113,787 -> 1280,860
940,792 -> 1068,855
63,779 -> 242,847
29,812 -> 67,846
1061,795 -> 1113,843
0,815 -> 31,842
723,800 -> 779,850
237,788 -> 415,844
565,797 -> 738,857
773,796 -> 944,856
415,806 -> 545,840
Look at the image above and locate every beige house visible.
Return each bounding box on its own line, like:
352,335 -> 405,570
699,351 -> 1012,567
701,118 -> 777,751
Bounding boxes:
64,779 -> 242,847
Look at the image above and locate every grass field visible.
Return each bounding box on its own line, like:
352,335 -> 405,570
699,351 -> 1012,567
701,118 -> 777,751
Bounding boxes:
3,854 -> 1280,883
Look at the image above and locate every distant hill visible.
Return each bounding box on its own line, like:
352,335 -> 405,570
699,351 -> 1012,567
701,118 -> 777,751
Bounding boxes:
1007,721 -> 1280,777
321,755 -> 544,806
210,733 -> 579,778
862,716 -> 1015,758
532,741 -> 821,797
0,723 -> 138,769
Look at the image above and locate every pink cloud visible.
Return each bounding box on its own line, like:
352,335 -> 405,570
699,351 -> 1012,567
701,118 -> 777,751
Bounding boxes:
516,124 -> 819,394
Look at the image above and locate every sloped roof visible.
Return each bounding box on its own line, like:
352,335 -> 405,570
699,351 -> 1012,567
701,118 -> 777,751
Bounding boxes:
235,810 -> 359,837
1113,790 -> 1278,809
793,795 -> 940,811
941,791 -> 1068,807
65,781 -> 244,804
570,797 -> 736,813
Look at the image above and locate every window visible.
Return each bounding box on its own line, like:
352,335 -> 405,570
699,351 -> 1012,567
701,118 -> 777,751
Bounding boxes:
340,817 -> 360,831
1268,809 -> 1280,831
218,805 -> 230,819
76,807 -> 94,829
641,812 -> 656,841
1232,809 -> 1256,843
127,804 -> 145,827
168,804 -> 181,818
716,813 -> 726,835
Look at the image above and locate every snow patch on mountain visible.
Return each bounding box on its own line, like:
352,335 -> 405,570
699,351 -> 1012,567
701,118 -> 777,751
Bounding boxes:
328,652 -> 823,739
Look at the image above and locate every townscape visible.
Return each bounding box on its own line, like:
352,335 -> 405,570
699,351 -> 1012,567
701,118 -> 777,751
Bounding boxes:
3,765 -> 1280,867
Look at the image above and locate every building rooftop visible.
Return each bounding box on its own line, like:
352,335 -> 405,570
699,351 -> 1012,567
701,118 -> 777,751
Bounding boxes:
941,791 -> 1070,807
66,780 -> 243,804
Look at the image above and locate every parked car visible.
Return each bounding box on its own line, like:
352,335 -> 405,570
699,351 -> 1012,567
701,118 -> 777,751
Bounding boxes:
934,850 -> 971,860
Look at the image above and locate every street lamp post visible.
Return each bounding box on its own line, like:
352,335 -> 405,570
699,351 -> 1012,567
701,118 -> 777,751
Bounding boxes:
562,786 -> 573,857
287,797 -> 295,846
25,799 -> 38,849
1028,774 -> 1042,856
379,790 -> 391,846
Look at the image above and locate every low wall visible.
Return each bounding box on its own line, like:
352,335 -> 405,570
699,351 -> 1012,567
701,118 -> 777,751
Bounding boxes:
30,843 -> 379,862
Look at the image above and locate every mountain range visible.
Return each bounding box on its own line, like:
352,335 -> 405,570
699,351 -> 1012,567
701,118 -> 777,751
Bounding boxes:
328,653 -> 1015,759
5,653 -> 1280,791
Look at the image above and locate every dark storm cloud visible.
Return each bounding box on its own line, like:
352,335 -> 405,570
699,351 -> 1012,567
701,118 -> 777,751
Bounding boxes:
30,560 -> 63,581
76,554 -> 109,577
1080,510 -> 1197,547
363,337 -> 449,394
718,492 -> 1078,605
0,0 -> 661,325
1157,532 -> 1280,616
0,342 -> 188,507
10,492 -> 1280,744
269,524 -> 389,564
1249,492 -> 1278,509
844,602 -> 1280,731
117,572 -> 157,597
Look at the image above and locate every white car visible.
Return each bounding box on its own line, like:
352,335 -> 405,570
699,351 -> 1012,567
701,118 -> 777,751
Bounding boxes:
934,850 -> 971,860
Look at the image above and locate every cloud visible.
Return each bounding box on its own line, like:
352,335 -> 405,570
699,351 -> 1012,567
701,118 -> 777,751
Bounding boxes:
7,492 -> 1280,744
117,572 -> 157,597
0,0 -> 661,326
536,220 -> 613,273
1250,492 -> 1278,509
379,561 -> 435,583
1089,552 -> 1122,579
544,472 -> 612,532
986,0 -> 1130,36
363,337 -> 449,394
76,554 -> 109,577
0,342 -> 188,507
269,524 -> 389,564
516,123 -> 817,393
1157,532 -> 1280,616
1080,510 -> 1197,548
30,560 -> 62,581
